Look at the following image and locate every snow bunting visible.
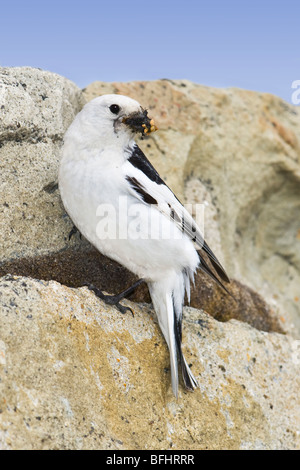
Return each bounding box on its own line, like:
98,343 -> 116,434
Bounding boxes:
59,94 -> 230,397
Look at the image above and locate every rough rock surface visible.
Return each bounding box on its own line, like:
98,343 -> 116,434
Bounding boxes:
0,70 -> 295,334
0,276 -> 299,450
1,68 -> 300,449
84,80 -> 300,335
0,67 -> 84,261
0,247 -> 284,334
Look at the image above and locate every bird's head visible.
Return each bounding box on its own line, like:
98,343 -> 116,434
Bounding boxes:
72,94 -> 157,148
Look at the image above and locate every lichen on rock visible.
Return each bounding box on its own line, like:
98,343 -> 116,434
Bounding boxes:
0,67 -> 300,449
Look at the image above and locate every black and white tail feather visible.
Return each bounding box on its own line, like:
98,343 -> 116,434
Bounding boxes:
173,269 -> 199,393
148,270 -> 198,398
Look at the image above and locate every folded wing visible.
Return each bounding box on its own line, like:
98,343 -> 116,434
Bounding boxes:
124,144 -> 230,292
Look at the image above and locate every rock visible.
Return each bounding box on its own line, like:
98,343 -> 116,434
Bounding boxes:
1,68 -> 300,449
0,70 -> 294,334
0,66 -> 85,262
83,80 -> 300,335
0,276 -> 299,450
0,247 -> 284,334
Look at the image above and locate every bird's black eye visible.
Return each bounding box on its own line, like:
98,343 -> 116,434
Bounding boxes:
109,104 -> 120,115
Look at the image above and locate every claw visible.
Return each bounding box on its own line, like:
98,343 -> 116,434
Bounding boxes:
84,283 -> 134,316
117,303 -> 134,316
68,225 -> 78,240
68,225 -> 82,240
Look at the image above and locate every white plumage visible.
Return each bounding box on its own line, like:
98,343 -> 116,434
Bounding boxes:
59,94 -> 230,397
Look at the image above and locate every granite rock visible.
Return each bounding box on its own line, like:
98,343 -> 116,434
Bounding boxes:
1,68 -> 300,449
83,79 -> 300,334
0,66 -> 85,262
1,71 -> 296,334
0,276 -> 299,450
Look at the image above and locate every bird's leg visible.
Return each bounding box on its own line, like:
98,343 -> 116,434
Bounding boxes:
68,225 -> 82,240
84,279 -> 145,315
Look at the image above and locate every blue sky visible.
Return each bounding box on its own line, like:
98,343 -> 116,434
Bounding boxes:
1,0 -> 299,104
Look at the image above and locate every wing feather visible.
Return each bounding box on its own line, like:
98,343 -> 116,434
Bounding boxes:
124,144 -> 230,289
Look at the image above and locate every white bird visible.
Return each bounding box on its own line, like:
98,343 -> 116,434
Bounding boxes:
59,94 -> 230,397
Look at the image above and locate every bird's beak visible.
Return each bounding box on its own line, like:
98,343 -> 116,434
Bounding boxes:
122,108 -> 158,136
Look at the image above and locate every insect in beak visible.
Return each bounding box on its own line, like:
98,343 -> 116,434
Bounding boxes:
122,109 -> 158,136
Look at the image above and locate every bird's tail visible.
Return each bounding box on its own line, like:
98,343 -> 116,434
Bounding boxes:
148,271 -> 198,398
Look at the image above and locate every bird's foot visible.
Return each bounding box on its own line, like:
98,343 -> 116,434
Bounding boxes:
84,283 -> 134,316
68,225 -> 82,241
